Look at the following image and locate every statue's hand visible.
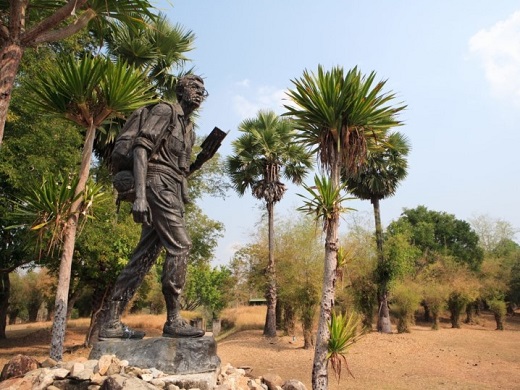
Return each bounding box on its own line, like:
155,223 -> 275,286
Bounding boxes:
132,197 -> 152,226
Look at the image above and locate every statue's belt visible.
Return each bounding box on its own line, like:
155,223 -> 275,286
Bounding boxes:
147,164 -> 184,184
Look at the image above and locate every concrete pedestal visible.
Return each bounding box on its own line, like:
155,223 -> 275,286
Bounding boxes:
89,335 -> 220,389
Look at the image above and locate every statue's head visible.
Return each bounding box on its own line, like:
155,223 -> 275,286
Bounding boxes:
176,74 -> 208,109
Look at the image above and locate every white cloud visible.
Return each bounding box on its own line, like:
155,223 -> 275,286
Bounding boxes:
469,11 -> 520,105
232,85 -> 288,120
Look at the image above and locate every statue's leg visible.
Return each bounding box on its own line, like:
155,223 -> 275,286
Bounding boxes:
149,178 -> 203,337
99,225 -> 163,340
161,253 -> 204,338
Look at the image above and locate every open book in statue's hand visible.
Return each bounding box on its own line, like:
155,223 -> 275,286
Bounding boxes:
189,127 -> 228,175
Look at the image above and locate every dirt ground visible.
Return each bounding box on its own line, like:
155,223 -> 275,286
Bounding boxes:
1,313 -> 520,389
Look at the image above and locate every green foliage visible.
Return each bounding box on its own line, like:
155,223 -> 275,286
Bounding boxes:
183,264 -> 232,319
9,174 -> 107,257
327,311 -> 362,381
386,206 -> 484,271
297,175 -> 355,232
487,299 -> 506,330
226,110 -> 312,202
185,204 -> 225,267
344,131 -> 410,202
389,280 -> 422,333
351,276 -> 378,330
104,12 -> 195,100
382,231 -> 421,282
25,54 -> 158,126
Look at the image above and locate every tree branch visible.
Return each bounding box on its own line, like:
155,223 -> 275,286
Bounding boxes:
32,9 -> 95,45
9,0 -> 27,42
21,0 -> 89,46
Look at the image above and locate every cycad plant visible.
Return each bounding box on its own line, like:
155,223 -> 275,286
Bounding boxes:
285,65 -> 405,390
227,110 -> 312,337
24,53 -> 157,360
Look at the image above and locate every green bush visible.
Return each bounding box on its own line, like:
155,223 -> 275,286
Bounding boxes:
390,282 -> 421,333
488,299 -> 506,330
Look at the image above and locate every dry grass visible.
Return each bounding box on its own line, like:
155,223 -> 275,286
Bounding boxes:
220,306 -> 265,329
123,311 -> 199,332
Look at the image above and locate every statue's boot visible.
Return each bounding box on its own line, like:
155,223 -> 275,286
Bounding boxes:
99,300 -> 145,340
162,295 -> 204,338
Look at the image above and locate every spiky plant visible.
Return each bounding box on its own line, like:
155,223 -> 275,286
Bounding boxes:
327,311 -> 362,382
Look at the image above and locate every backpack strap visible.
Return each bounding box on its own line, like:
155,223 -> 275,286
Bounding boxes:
147,102 -> 177,162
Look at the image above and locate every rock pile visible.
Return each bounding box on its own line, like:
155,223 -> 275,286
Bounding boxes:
0,354 -> 308,390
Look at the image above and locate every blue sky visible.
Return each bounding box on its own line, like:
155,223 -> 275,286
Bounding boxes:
156,1 -> 520,265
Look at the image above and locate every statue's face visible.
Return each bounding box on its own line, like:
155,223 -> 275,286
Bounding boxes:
182,80 -> 208,108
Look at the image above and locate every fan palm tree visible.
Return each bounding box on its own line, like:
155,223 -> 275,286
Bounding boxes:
104,12 -> 195,100
343,131 -> 411,333
24,53 -> 157,360
284,65 -> 405,390
226,110 -> 313,337
0,0 -> 155,146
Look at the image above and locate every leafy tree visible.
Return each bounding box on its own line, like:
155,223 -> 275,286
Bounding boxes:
228,245 -> 266,306
469,214 -> 517,254
387,206 -> 484,271
183,264 -> 232,320
5,271 -> 27,325
226,110 -> 312,337
343,132 -> 410,333
0,0 -> 155,145
274,215 -> 323,349
22,53 -> 156,360
285,65 -> 405,390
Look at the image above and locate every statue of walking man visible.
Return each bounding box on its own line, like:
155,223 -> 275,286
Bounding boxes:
100,74 -> 219,340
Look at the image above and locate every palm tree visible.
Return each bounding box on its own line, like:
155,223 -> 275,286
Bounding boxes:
24,54 -> 157,360
94,12 -> 195,160
0,0 -> 155,146
285,65 -> 405,390
343,131 -> 411,333
104,12 -> 195,100
226,110 -> 313,337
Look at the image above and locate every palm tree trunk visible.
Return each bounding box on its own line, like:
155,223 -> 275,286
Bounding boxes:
372,197 -> 392,333
312,162 -> 340,390
49,122 -> 96,361
0,43 -> 24,146
263,201 -> 277,337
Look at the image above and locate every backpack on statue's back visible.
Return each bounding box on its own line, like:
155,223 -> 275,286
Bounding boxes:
111,103 -> 174,206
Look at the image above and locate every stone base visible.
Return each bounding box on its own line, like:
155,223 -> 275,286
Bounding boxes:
89,335 -> 220,377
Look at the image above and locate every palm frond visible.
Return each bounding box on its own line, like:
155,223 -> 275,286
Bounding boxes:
296,175 -> 355,232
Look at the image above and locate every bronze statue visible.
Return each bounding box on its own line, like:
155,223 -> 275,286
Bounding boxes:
100,75 -> 223,340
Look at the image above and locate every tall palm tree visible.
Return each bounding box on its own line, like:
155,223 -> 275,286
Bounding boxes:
284,65 -> 405,390
0,0 -> 155,146
25,54 -> 157,360
226,110 -> 313,337
343,131 -> 411,333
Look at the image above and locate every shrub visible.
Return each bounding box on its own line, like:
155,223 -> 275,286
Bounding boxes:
390,281 -> 421,333
488,299 -> 506,330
